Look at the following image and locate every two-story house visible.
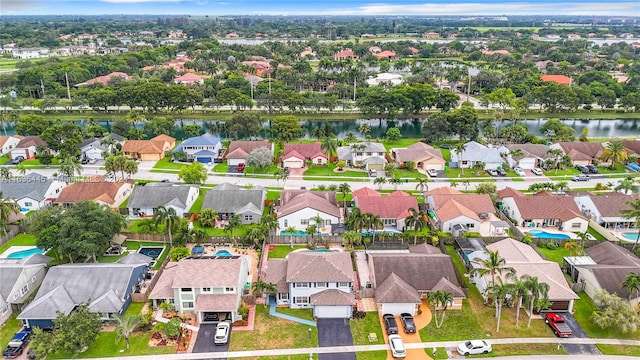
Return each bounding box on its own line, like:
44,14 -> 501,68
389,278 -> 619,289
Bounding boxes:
173,133 -> 223,163
276,190 -> 341,234
0,254 -> 50,326
264,252 -> 355,318
337,142 -> 388,171
0,173 -> 66,211
149,256 -> 250,324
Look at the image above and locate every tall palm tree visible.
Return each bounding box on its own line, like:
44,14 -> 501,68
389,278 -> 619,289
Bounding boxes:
320,137 -> 338,162
374,177 -> 386,190
487,279 -> 513,333
363,213 -> 383,243
251,279 -> 278,305
59,156 -> 82,178
260,214 -> 279,238
622,272 -> 640,302
616,177 -> 639,196
621,199 -> 640,250
600,140 -> 628,170
199,209 -> 218,228
338,183 -> 351,217
471,250 -> 516,287
342,230 -> 360,249
427,290 -> 454,329
285,226 -> 297,248
454,142 -> 467,175
405,208 -> 427,245
245,226 -> 267,249
113,314 -> 141,350
0,192 -> 20,235
522,275 -> 550,328
224,214 -> 242,246
154,206 -> 179,248
512,278 -> 529,328
415,177 -> 429,193
344,131 -> 357,144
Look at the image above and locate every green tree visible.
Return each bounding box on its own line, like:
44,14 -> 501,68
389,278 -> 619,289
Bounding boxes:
15,114 -> 48,135
40,122 -> 84,158
427,290 -> 454,329
53,303 -> 102,355
154,206 -> 179,247
245,226 -> 267,248
224,214 -> 242,246
600,141 -> 628,170
454,142 -> 467,175
522,275 -> 550,328
178,162 -> 208,184
226,113 -> 262,139
621,199 -> 640,250
143,116 -> 176,137
404,207 -> 427,245
29,327 -> 56,360
272,115 -> 302,142
338,183 -> 351,216
199,208 -> 218,228
320,137 -> 338,161
487,279 -> 513,333
59,156 -> 82,178
475,183 -> 497,195
113,314 -> 142,350
358,123 -> 371,139
170,246 -> 190,261
622,272 -> 640,302
0,167 -> 11,179
246,147 -> 274,171
415,178 -> 429,193
374,176 -> 386,190
0,192 -> 20,235
471,250 -> 516,287
385,127 -> 402,141
590,289 -> 640,333
448,105 -> 479,141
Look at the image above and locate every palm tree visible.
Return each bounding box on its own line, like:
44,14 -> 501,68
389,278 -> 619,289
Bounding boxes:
320,137 -> 338,162
113,314 -> 142,350
0,192 -> 20,235
564,241 -> 582,256
251,279 -> 278,304
245,227 -> 267,249
405,208 -> 427,245
427,290 -> 454,329
388,177 -> 402,190
199,209 -> 218,228
512,278 -> 529,328
374,176 -> 386,190
576,231 -> 589,255
344,131 -> 357,144
260,214 -> 279,238
285,226 -> 297,248
522,275 -> 550,328
363,213 -> 383,243
487,279 -> 513,333
59,156 -> 82,178
621,199 -> 640,250
554,181 -> 569,194
224,214 -> 242,246
471,250 -> 516,287
346,207 -> 365,245
358,123 -> 371,139
616,177 -> 639,195
153,206 -> 179,248
15,162 -> 27,176
342,230 -> 360,249
306,224 -> 318,243
600,140 -> 628,170
338,183 -> 351,217
454,142 -> 467,175
0,167 -> 11,179
415,177 -> 429,193
622,272 -> 640,302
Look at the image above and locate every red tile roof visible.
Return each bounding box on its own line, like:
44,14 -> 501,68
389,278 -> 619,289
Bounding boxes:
356,194 -> 418,221
352,187 -> 381,198
227,141 -> 271,159
497,187 -> 525,199
431,194 -> 495,215
278,190 -> 340,218
283,142 -> 326,159
540,75 -> 572,85
511,194 -> 586,221
78,72 -> 129,86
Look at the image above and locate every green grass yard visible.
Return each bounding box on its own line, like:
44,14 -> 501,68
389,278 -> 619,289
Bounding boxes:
536,245 -> 571,265
573,292 -> 640,340
48,330 -> 176,359
268,245 -> 307,259
350,312 -> 384,346
152,157 -> 186,170
304,163 -> 368,178
0,233 -> 37,254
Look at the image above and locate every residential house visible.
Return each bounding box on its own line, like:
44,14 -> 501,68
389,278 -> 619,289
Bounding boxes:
354,189 -> 418,232
392,142 -> 446,171
149,256 -> 250,323
504,144 -> 555,170
548,142 -> 605,166
365,73 -> 403,86
450,141 -> 504,170
282,142 -> 328,168
79,133 -> 124,161
424,188 -> 496,234
225,140 -> 273,166
122,134 -> 175,161
473,238 -> 579,312
0,173 -> 66,211
127,183 -> 199,217
423,32 -> 440,39
75,72 -> 129,87
368,244 -> 465,315
574,193 -> 640,230
173,133 -> 223,163
173,73 -> 209,85
575,241 -> 640,305
201,183 -> 266,224
276,190 -> 340,234
337,142 -> 388,171
374,50 -> 396,60
0,254 -> 50,326
264,252 -> 354,318
540,75 -> 572,85
499,189 -> 589,232
18,261 -> 148,328
55,181 -> 133,208
9,136 -> 47,160
10,47 -> 49,59
334,48 -> 358,61
622,140 -> 640,156
0,135 -> 22,156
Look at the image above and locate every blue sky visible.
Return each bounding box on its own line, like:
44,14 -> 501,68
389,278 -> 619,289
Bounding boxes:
2,0 -> 639,16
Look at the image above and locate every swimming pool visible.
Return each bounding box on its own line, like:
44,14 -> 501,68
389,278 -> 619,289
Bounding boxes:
6,247 -> 44,259
622,232 -> 640,241
280,230 -> 318,236
528,230 -> 571,240
138,246 -> 165,260
214,249 -> 233,257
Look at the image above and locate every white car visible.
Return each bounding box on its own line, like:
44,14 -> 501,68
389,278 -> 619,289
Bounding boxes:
531,168 -> 543,176
427,169 -> 438,177
457,340 -> 492,356
388,334 -> 406,358
214,322 -> 230,345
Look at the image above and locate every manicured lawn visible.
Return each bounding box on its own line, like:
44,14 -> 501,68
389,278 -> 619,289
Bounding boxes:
189,188 -> 206,213
267,190 -> 281,200
573,292 -> 640,340
268,245 -> 306,259
153,157 -> 186,170
213,163 -> 229,172
536,245 -> 571,265
356,351 -> 389,360
49,330 -> 176,359
230,305 -> 318,351
380,138 -> 422,151
350,312 -> 384,345
244,164 -> 279,175
275,308 -> 314,322
304,163 -> 368,178
587,226 -> 607,241
0,155 -> 9,164
124,302 -> 145,316
598,344 -> 640,356
596,164 -> 627,174
0,233 -> 37,254
119,196 -> 129,208
444,168 -> 492,179
0,314 -> 23,350
440,148 -> 451,162
393,167 -> 427,179
543,168 -> 580,176
469,344 -> 565,358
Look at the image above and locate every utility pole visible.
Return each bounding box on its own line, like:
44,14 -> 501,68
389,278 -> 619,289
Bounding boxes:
467,69 -> 471,102
268,73 -> 272,95
353,77 -> 357,101
40,79 -> 45,98
65,72 -> 71,101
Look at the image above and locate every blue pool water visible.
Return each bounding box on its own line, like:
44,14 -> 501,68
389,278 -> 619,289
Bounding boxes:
215,250 -> 233,257
7,248 -> 44,259
622,232 -> 640,241
528,230 -> 570,240
138,246 -> 164,260
310,249 -> 337,253
280,230 -> 317,236
628,163 -> 640,172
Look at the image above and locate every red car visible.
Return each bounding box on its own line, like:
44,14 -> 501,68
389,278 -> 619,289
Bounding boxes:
236,163 -> 245,172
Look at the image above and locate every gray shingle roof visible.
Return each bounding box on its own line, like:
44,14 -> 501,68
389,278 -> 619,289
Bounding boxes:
264,259 -> 288,293
310,289 -> 355,306
370,253 -> 460,292
202,184 -> 265,214
117,253 -> 153,265
286,252 -> 352,283
375,273 -> 421,304
127,184 -> 196,209
18,263 -> 145,320
0,173 -> 55,201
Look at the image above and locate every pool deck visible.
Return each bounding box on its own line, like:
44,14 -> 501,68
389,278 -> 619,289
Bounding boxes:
0,245 -> 38,259
518,227 -> 578,240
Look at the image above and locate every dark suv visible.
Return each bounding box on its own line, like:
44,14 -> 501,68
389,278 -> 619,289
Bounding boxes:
383,314 -> 398,335
587,165 -> 599,174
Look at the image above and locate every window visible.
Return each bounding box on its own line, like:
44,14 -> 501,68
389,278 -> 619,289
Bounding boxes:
1,306 -> 7,316
571,223 -> 582,229
295,283 -> 308,288
284,220 -> 288,227
316,282 -> 327,288
324,219 -> 331,225
338,282 -> 350,287
24,202 -> 33,207
244,215 -> 253,221
294,296 -> 309,304
202,287 -> 212,293
316,159 -> 323,164
225,287 -> 234,292
181,288 -> 192,292
182,301 -> 194,309
466,223 -> 475,228
301,219 -> 309,225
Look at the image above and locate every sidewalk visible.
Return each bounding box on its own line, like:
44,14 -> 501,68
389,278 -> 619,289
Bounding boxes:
268,298 -> 316,327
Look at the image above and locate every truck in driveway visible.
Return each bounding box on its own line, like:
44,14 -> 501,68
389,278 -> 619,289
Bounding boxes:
545,313 -> 572,337
3,328 -> 31,358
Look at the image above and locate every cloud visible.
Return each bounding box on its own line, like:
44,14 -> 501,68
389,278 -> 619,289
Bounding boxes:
0,0 -> 40,12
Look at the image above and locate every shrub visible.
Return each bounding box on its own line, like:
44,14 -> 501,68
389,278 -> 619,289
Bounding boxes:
232,319 -> 248,327
544,242 -> 558,250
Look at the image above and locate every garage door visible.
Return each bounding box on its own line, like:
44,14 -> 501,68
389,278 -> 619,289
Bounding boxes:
196,157 -> 212,163
367,163 -> 384,171
381,303 -> 416,316
283,159 -> 304,169
425,164 -> 442,170
227,158 -> 243,166
519,159 -> 536,169
314,306 -> 351,318
550,301 -> 570,312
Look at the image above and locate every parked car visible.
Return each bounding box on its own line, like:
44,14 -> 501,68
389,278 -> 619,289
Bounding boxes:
10,156 -> 25,165
531,168 -> 543,176
427,168 -> 438,177
440,144 -> 452,149
544,313 -> 572,337
214,322 -> 230,345
382,314 -> 398,335
497,168 -> 506,176
572,174 -> 590,182
236,163 -> 245,172
369,169 -> 377,177
575,164 -> 590,174
388,334 -> 406,358
3,328 -> 31,359
457,340 -> 492,356
283,166 -> 290,175
400,313 -> 416,333
486,169 -> 498,176
587,165 -> 599,174
514,166 -> 526,176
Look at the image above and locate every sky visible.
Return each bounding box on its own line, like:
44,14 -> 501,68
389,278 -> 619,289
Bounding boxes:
1,0 -> 639,16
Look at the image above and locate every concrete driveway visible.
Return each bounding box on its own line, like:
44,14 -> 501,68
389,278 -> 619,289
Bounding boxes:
552,313 -> 601,356
378,312 -> 431,360
317,318 -> 355,360
192,323 -> 230,355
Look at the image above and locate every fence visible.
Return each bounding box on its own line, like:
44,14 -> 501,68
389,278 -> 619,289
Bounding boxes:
587,220 -> 619,242
132,251 -> 170,302
268,235 -> 343,245
0,226 -> 21,247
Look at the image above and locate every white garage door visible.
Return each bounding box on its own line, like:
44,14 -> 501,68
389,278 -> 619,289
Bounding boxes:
314,306 -> 352,318
380,303 -> 416,316
283,159 -> 304,169
425,164 -> 442,170
519,158 -> 536,169
227,158 -> 244,166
